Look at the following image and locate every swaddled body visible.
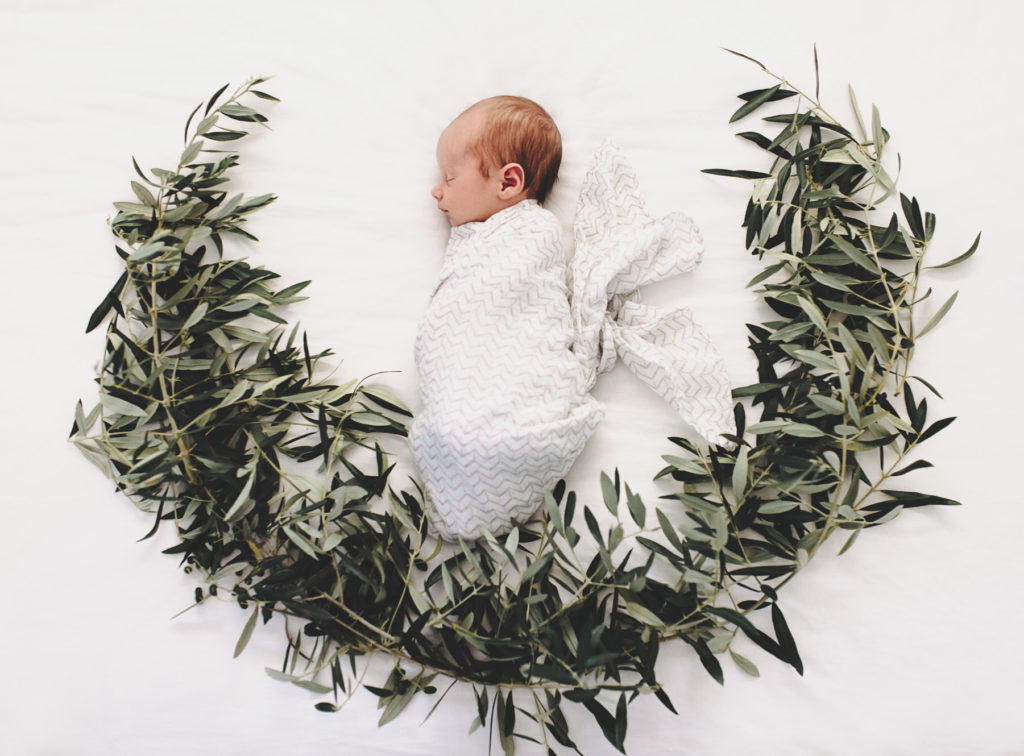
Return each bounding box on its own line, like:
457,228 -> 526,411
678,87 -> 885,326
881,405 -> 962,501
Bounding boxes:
409,97 -> 734,541
409,199 -> 602,540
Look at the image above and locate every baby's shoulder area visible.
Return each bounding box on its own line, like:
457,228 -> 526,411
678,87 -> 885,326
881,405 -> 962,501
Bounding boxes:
523,200 -> 561,232
501,200 -> 562,244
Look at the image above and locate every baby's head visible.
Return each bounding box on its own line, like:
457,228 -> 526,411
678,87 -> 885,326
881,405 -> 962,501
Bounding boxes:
431,96 -> 561,226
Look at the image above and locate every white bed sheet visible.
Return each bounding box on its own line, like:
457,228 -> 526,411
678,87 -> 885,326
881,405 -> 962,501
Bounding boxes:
2,2 -> 1021,754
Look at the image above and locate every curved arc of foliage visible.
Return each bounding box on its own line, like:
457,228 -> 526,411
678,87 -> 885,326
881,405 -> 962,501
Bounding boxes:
72,62 -> 971,755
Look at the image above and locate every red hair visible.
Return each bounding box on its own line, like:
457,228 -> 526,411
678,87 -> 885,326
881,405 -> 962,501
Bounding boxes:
460,96 -> 562,203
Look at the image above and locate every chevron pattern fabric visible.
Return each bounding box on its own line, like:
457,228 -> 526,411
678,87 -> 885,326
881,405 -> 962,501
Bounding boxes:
571,141 -> 736,447
409,200 -> 603,541
409,143 -> 734,542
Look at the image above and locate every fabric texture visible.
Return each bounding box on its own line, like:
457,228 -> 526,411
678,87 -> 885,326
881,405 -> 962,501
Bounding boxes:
409,142 -> 734,541
571,141 -> 735,447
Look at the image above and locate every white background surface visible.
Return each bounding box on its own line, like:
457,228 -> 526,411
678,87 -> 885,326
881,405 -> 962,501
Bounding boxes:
2,1 -> 1021,754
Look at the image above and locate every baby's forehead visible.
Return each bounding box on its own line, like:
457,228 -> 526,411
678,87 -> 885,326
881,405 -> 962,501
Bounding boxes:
438,110 -> 487,156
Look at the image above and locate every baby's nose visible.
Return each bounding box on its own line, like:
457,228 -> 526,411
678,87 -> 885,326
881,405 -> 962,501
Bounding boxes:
430,182 -> 443,201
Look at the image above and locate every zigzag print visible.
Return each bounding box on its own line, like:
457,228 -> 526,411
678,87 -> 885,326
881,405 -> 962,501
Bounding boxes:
409,143 -> 734,542
570,141 -> 734,447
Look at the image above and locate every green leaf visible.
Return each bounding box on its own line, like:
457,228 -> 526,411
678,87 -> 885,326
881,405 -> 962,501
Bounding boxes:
224,465 -> 257,522
625,484 -> 646,528
909,375 -> 945,399
746,261 -> 786,288
293,680 -> 333,694
203,129 -> 247,141
70,400 -> 101,438
99,393 -> 149,418
838,527 -> 863,555
581,696 -> 625,753
916,291 -> 958,338
655,508 -> 686,555
614,693 -> 627,753
732,382 -> 783,398
130,180 -> 157,207
520,551 -> 553,583
705,607 -> 794,671
624,602 -> 665,628
729,649 -> 760,677
809,270 -> 855,292
808,394 -> 845,415
731,446 -> 748,502
812,44 -> 820,99
86,271 -> 128,333
929,232 -> 980,269
781,423 -> 824,438
126,240 -> 167,262
771,603 -> 803,674
440,563 -> 454,602
849,84 -> 867,140
378,685 -> 416,727
209,192 -> 243,220
796,296 -> 829,334
180,141 -> 202,165
891,459 -> 933,477
682,635 -> 724,685
871,104 -> 885,158
284,526 -> 319,558
205,82 -> 230,115
917,416 -> 956,443
820,148 -> 858,164
737,87 -> 797,103
660,454 -> 708,475
791,349 -> 836,371
196,113 -> 218,134
835,323 -> 867,369
758,499 -> 799,515
234,607 -> 259,658
361,387 -> 413,417
746,420 -> 791,435
729,84 -> 782,122
701,168 -> 772,180
828,234 -> 880,274
265,668 -> 297,683
722,47 -> 767,70
220,103 -> 268,123
495,690 -> 516,755
820,298 -> 887,317
600,471 -> 618,515
182,302 -> 209,331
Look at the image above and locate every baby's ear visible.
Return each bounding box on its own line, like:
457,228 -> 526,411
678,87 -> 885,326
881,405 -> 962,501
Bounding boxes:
499,163 -> 526,198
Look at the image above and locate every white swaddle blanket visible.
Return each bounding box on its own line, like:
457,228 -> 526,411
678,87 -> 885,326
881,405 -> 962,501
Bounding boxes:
409,141 -> 734,541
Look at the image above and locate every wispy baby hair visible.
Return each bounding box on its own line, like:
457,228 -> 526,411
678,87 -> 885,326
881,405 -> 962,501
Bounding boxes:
460,95 -> 562,203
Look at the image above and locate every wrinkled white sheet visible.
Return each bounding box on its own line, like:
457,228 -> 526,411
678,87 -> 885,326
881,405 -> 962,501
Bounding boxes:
3,2 -> 1022,755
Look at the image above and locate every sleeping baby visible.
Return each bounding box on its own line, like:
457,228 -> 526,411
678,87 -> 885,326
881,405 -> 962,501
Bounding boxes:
408,96 -> 602,541
409,96 -> 735,542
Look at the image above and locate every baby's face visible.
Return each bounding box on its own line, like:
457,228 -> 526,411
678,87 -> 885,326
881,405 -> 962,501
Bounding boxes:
431,112 -> 507,227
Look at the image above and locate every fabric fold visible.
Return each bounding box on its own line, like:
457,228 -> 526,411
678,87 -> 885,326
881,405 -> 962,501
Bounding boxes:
570,140 -> 735,447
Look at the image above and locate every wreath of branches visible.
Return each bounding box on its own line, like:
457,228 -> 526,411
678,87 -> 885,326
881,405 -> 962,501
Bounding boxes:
72,53 -> 975,754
